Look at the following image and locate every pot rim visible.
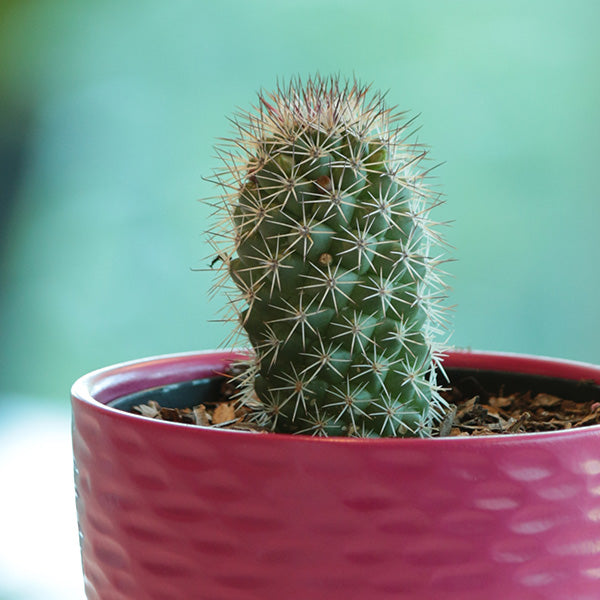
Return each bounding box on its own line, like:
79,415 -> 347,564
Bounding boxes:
71,348 -> 600,444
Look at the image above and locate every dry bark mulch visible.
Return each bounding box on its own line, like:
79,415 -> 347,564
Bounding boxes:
131,370 -> 600,437
438,377 -> 600,437
130,369 -> 262,432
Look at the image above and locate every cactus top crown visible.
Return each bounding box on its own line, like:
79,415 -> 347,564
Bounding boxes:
207,75 -> 450,437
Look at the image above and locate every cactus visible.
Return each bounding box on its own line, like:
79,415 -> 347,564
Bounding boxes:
207,75 -> 449,437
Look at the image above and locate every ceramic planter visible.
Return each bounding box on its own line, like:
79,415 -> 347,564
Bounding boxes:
71,350 -> 600,600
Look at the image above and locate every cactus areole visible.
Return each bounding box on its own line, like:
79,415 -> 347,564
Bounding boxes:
208,76 -> 450,437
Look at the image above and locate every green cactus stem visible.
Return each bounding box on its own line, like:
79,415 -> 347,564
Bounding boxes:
207,75 -> 450,437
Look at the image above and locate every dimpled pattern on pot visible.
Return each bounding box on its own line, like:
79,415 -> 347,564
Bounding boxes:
72,351 -> 600,600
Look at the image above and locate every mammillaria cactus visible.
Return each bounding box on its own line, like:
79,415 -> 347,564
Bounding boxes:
207,75 -> 450,437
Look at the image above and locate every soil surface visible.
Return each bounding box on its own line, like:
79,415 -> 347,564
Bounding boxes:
438,375 -> 600,436
130,369 -> 600,436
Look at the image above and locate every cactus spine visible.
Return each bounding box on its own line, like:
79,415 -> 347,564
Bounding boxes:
208,75 -> 449,437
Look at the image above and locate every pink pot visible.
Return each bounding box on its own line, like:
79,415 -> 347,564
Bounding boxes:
71,350 -> 600,600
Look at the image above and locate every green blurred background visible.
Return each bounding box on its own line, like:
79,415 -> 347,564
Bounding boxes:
1,0 -> 599,406
0,1 -> 598,597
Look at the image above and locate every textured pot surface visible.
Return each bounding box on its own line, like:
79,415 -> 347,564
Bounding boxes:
72,350 -> 600,600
